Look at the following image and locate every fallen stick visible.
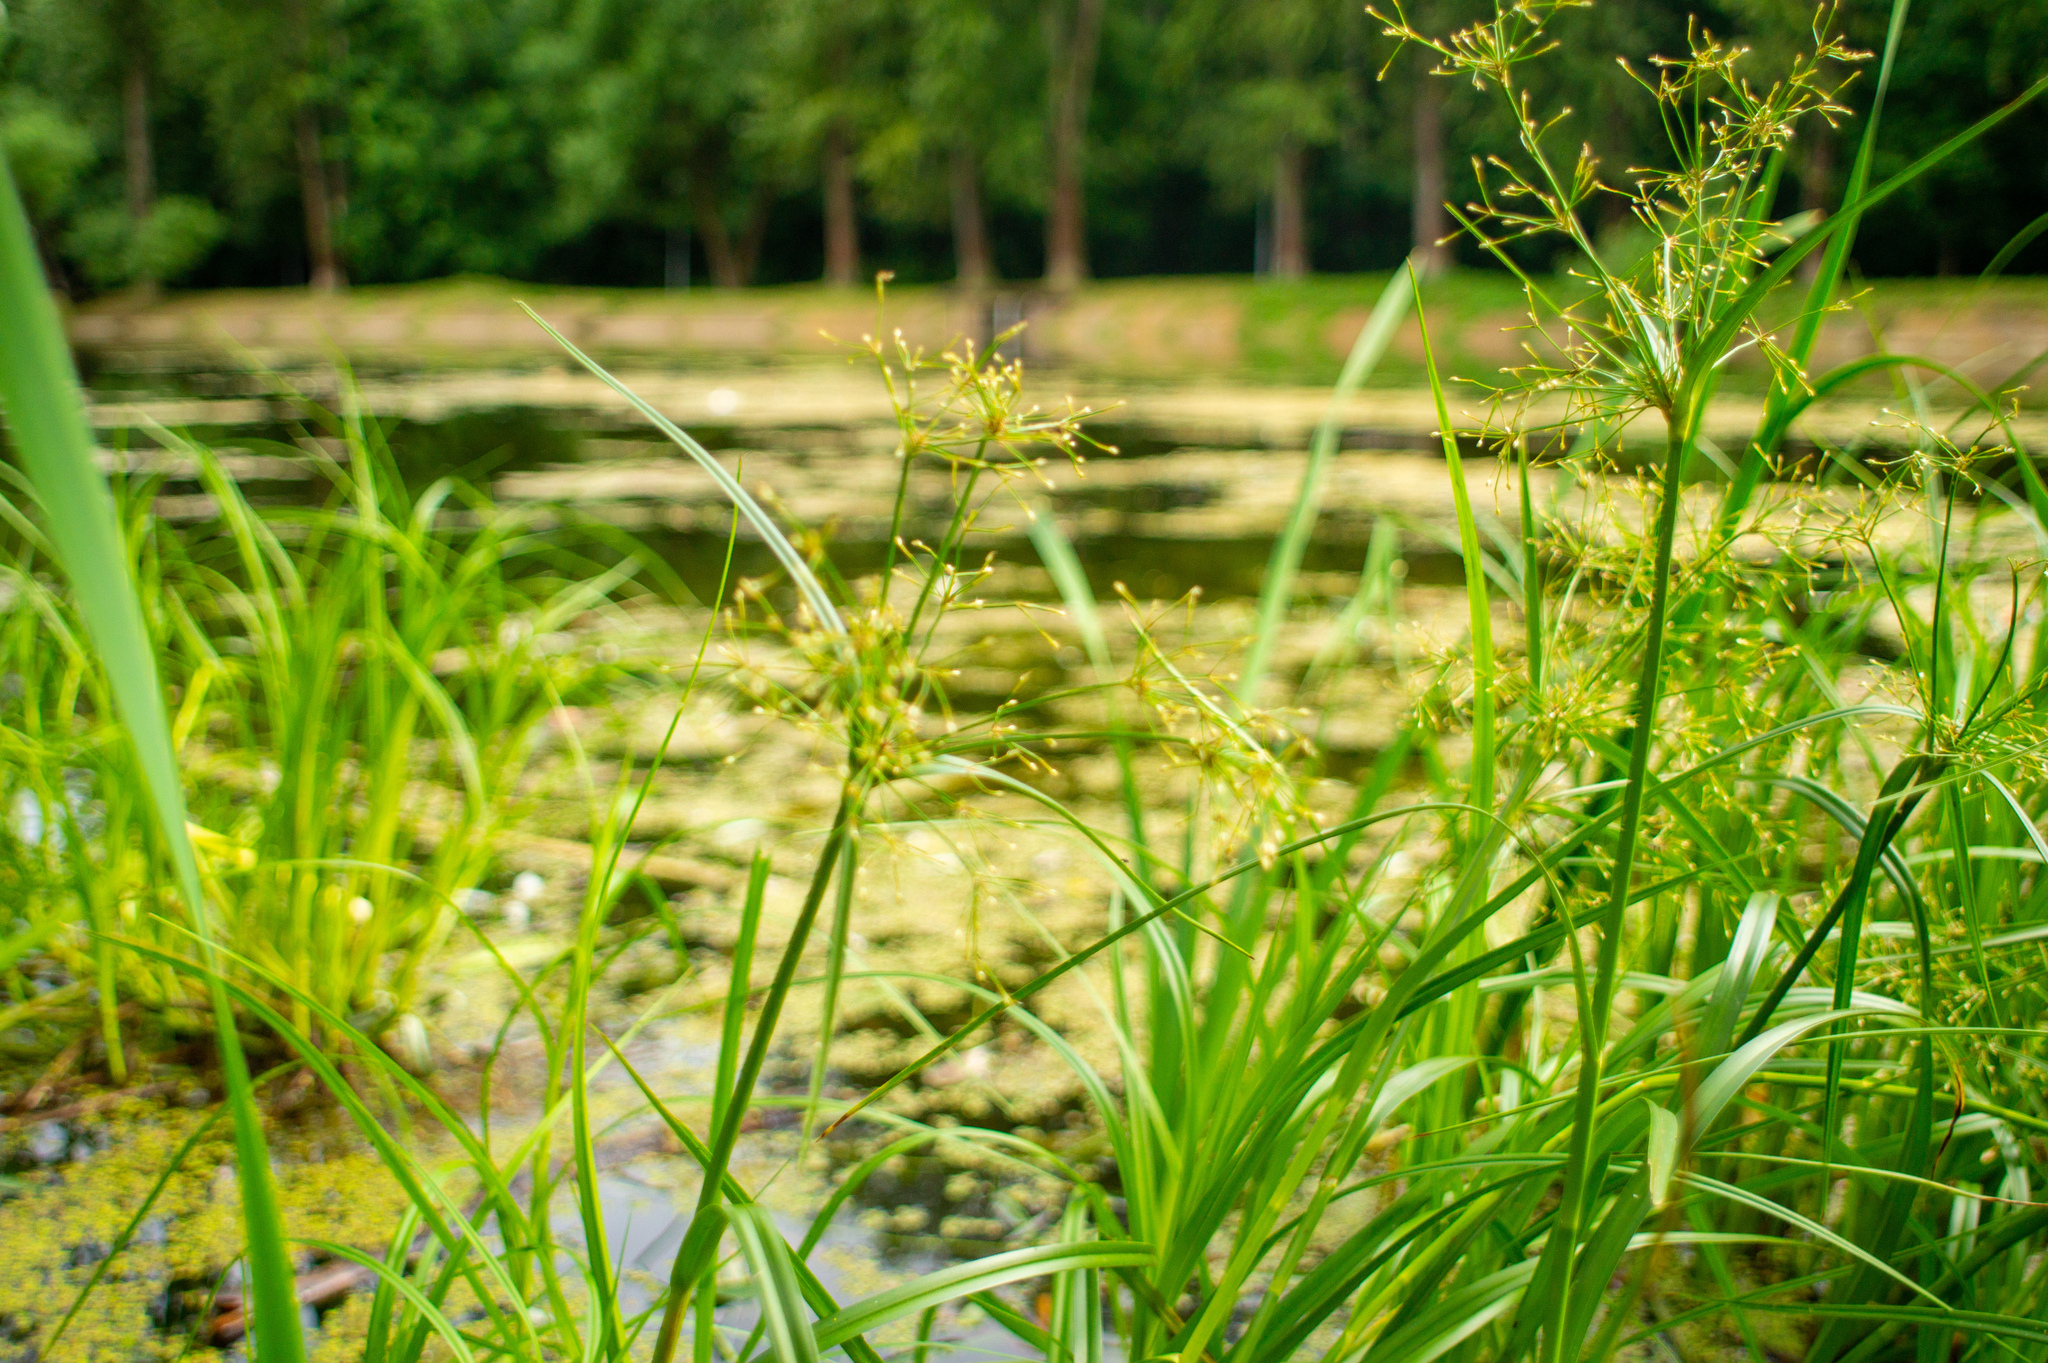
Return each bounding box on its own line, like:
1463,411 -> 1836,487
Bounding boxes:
9,1032 -> 88,1114
0,1083 -> 180,1134
210,1258 -> 377,1343
211,1187 -> 492,1342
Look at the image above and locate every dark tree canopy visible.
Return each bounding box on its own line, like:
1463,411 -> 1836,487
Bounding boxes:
2,0 -> 2044,294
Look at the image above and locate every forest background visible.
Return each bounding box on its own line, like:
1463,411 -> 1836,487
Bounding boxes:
5,0 -> 2046,301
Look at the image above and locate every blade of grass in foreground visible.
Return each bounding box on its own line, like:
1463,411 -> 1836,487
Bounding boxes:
1411,261 -> 1496,816
517,303 -> 844,636
1237,266 -> 1415,705
0,158 -> 305,1363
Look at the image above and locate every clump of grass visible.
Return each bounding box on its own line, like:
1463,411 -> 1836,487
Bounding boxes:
0,392 -> 672,1049
153,410 -> 668,1033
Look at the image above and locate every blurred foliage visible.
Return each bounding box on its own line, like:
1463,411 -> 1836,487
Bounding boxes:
65,195 -> 225,289
0,0 -> 2044,292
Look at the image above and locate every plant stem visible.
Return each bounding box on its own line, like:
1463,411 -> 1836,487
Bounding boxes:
650,783 -> 860,1363
1544,399 -> 1696,1363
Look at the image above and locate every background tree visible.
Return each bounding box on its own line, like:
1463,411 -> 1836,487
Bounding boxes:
863,0 -> 1042,286
1163,0 -> 1362,277
0,0 -> 222,291
532,0 -> 778,287
752,0 -> 903,287
163,0 -> 350,289
333,0 -> 560,282
0,0 -> 2044,292
1042,0 -> 1107,288
1375,0 -> 1471,274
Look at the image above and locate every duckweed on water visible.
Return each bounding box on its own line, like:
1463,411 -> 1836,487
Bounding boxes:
0,1102 -> 408,1363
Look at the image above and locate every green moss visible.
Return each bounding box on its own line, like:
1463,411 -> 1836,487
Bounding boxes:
0,1099 -> 410,1362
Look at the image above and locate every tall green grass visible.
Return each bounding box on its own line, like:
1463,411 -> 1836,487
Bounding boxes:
15,3 -> 2048,1359
154,412 -> 663,1029
0,394 -> 669,1053
0,157 -> 304,1363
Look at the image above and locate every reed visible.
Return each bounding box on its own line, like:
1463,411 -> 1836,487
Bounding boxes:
0,156 -> 303,1363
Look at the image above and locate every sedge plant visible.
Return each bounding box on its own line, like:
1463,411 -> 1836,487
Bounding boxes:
839,7 -> 2048,1363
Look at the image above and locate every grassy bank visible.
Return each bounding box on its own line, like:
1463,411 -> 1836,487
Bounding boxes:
69,268 -> 2048,395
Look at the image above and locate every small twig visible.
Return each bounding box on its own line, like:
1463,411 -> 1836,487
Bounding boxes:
211,1187 -> 493,1342
11,1032 -> 89,1113
210,1259 -> 376,1343
0,1082 -> 179,1133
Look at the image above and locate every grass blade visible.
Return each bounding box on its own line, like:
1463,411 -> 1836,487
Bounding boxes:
0,155 -> 305,1363
1698,891 -> 1780,1058
1238,267 -> 1414,703
729,1205 -> 822,1363
1646,1103 -> 1679,1207
813,1241 -> 1154,1349
1409,262 -> 1495,816
518,304 -> 843,635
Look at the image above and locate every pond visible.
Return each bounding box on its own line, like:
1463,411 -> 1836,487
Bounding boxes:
85,360 -> 1496,603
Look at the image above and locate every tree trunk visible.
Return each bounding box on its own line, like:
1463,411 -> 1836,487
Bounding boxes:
294,108 -> 344,291
1411,77 -> 1450,277
950,144 -> 992,288
1044,0 -> 1105,291
735,188 -> 772,287
1272,141 -> 1307,279
123,60 -> 155,224
123,56 -> 158,294
689,168 -> 743,288
326,152 -> 348,252
822,126 -> 860,287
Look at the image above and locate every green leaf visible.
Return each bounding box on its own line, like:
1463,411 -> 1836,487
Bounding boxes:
293,1239 -> 479,1363
1239,266 -> 1414,703
1684,1173 -> 1947,1308
1645,1102 -> 1680,1208
814,1241 -> 1154,1350
1561,1170 -> 1652,1347
1358,1261 -> 1536,1363
517,305 -> 843,635
1698,891 -> 1780,1059
1364,1056 -> 1474,1134
1026,507 -> 1113,677
1049,1202 -> 1104,1363
1695,1008 -> 1881,1130
729,1205 -> 822,1363
0,154 -> 305,1363
1410,261 -> 1495,814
